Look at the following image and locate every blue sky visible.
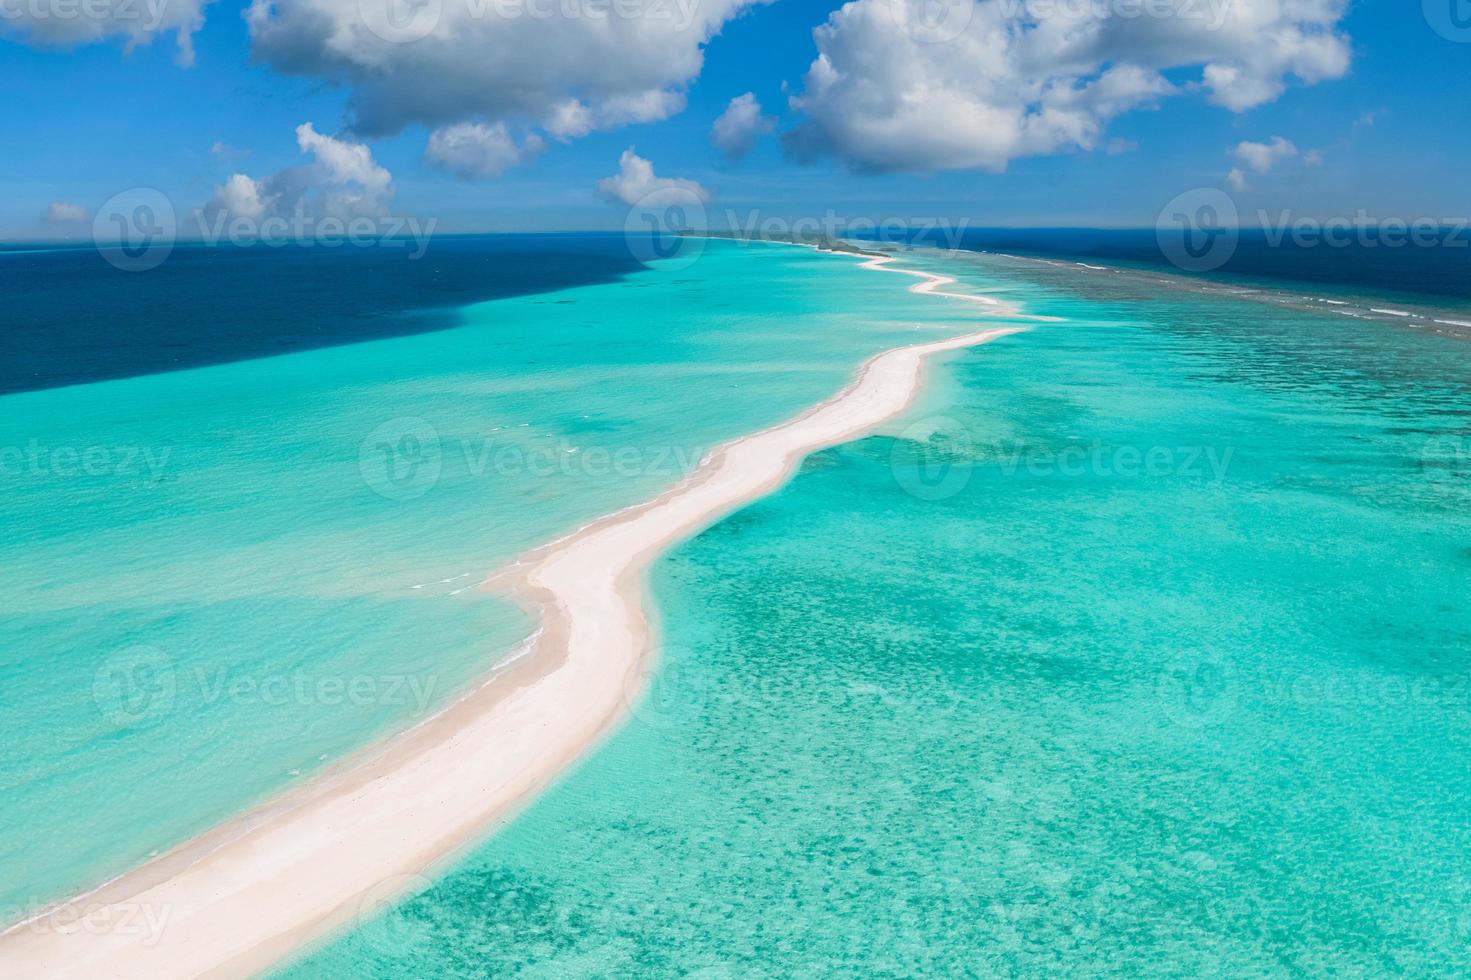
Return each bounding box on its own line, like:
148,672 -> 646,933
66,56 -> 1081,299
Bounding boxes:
1,0 -> 1467,237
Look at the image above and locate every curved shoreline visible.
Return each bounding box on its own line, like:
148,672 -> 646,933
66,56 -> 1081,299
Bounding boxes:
0,251 -> 1049,978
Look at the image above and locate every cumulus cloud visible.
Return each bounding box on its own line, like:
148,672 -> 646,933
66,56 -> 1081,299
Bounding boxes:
1227,135 -> 1319,190
426,123 -> 545,178
596,148 -> 709,206
1233,136 -> 1298,174
210,140 -> 250,162
246,0 -> 763,142
44,202 -> 90,224
1,0 -> 213,64
787,0 -> 1351,173
204,123 -> 394,221
710,93 -> 774,160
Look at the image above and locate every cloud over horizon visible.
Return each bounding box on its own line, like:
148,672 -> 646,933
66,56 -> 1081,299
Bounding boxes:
204,123 -> 394,221
596,148 -> 709,206
1226,135 -> 1321,190
44,202 -> 90,224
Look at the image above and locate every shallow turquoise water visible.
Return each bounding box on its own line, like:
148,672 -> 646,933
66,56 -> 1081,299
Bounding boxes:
280,250 -> 1471,975
0,240 -> 988,915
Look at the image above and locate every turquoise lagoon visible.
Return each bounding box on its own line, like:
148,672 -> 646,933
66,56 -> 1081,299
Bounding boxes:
280,247 -> 1471,975
0,239 -> 981,916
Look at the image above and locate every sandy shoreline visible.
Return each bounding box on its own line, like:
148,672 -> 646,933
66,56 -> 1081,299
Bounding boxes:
0,250 -> 1045,978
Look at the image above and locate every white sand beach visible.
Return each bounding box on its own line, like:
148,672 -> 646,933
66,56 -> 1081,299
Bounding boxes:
0,250 -> 1041,978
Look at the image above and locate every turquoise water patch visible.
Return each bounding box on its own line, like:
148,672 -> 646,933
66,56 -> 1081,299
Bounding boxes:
280,254 -> 1471,975
1,240 -> 1012,914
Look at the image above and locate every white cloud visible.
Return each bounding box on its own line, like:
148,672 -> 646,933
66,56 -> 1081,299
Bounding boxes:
204,123 -> 394,221
1232,136 -> 1298,174
596,148 -> 709,206
545,100 -> 597,141
787,0 -> 1351,174
710,92 -> 774,160
207,173 -> 270,219
246,0 -> 763,142
426,123 -> 545,178
210,140 -> 250,161
44,202 -> 90,224
1227,135 -> 1319,189
1,0 -> 213,65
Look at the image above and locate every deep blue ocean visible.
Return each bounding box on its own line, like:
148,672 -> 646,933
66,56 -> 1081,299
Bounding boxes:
0,235 -> 641,395
869,227 -> 1471,304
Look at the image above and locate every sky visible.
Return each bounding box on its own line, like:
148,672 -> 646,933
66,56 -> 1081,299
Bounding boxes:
1,0 -> 1468,238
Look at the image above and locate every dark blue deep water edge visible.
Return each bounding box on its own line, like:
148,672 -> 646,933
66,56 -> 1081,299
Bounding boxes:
0,235 -> 642,395
870,227 -> 1471,304
6,229 -> 1467,398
